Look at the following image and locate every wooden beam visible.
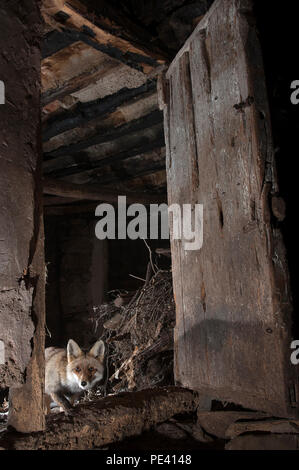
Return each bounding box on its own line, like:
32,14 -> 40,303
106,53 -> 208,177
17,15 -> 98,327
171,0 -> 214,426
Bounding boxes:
43,80 -> 157,141
43,93 -> 159,150
42,54 -> 119,106
0,387 -> 200,450
42,29 -> 78,58
43,177 -> 166,205
44,202 -> 100,216
43,196 -> 79,206
44,109 -> 163,159
41,1 -> 166,74
86,148 -> 167,186
44,129 -> 165,179
92,162 -> 166,186
66,0 -> 171,63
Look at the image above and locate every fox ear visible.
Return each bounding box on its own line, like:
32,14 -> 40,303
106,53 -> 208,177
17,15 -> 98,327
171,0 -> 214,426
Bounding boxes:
67,339 -> 82,362
89,339 -> 105,360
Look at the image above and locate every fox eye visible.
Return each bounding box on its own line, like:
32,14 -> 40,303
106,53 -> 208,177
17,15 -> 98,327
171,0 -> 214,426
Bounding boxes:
75,366 -> 81,372
88,367 -> 94,372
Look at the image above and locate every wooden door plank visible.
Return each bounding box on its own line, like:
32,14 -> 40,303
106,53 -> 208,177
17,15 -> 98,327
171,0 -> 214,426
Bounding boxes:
162,0 -> 296,417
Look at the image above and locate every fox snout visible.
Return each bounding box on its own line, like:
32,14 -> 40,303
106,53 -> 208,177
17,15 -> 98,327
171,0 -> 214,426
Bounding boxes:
71,364 -> 104,390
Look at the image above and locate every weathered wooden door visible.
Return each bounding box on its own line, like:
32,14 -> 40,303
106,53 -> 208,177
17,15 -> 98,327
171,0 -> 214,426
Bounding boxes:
159,0 -> 297,417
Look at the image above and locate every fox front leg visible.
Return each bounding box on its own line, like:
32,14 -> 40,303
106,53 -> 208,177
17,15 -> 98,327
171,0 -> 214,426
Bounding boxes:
51,392 -> 75,416
44,393 -> 52,415
68,393 -> 81,407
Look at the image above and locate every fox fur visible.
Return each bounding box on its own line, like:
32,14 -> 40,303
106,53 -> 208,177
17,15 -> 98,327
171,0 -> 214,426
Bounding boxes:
45,338 -> 105,415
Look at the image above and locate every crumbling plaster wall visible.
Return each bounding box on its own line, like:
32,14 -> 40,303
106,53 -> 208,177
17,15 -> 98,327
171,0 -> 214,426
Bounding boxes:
0,1 -> 45,432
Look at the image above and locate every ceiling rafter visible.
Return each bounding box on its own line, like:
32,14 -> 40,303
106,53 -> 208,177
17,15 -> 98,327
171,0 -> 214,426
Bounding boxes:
43,177 -> 166,205
44,109 -> 163,160
43,80 -> 157,141
42,0 -> 167,74
44,130 -> 165,179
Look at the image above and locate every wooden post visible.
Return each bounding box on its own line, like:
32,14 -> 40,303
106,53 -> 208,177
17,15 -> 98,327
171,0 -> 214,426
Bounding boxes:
160,0 -> 297,417
0,1 -> 45,432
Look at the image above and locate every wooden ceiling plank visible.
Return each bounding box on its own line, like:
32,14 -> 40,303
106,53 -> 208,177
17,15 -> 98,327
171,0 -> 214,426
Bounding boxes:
94,162 -> 166,186
42,1 -> 166,74
43,92 -> 158,153
85,148 -> 166,186
42,29 -> 78,58
44,109 -> 163,160
44,128 -> 165,179
43,177 -> 166,205
43,80 -> 157,141
42,56 -> 119,106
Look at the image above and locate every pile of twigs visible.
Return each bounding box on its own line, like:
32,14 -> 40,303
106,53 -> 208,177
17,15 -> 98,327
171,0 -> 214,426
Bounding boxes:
91,265 -> 175,395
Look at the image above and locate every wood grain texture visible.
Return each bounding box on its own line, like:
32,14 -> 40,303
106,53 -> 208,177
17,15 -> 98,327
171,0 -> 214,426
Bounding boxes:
0,387 -> 199,450
42,1 -> 166,74
161,0 -> 296,417
43,178 -> 166,205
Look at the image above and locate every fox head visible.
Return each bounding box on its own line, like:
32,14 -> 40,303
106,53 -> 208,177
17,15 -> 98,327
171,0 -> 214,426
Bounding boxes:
66,338 -> 105,391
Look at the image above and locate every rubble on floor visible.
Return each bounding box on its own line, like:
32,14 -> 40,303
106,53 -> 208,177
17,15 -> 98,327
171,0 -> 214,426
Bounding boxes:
0,398 -> 8,436
225,434 -> 299,450
196,408 -> 299,450
113,407 -> 299,451
196,410 -> 271,440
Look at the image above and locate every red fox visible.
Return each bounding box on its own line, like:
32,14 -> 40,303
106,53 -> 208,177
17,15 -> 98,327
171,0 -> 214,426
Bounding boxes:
45,338 -> 105,415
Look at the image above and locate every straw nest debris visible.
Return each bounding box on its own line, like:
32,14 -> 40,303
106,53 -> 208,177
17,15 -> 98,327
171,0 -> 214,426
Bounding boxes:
91,266 -> 175,395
